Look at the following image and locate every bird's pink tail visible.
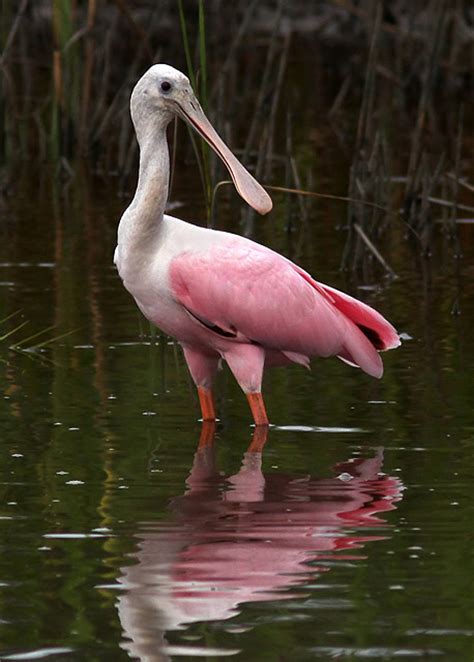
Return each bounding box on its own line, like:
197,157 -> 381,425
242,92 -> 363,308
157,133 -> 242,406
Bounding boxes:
292,265 -> 400,378
320,283 -> 400,379
319,284 -> 401,351
292,265 -> 400,353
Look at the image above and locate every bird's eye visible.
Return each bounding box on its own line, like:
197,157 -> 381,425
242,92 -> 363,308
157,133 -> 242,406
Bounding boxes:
160,81 -> 172,93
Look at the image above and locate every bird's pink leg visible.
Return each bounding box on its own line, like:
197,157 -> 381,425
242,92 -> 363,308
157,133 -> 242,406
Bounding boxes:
224,344 -> 269,426
182,345 -> 220,421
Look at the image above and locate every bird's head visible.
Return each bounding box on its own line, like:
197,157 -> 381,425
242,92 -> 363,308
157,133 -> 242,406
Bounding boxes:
130,64 -> 273,215
131,64 -> 193,129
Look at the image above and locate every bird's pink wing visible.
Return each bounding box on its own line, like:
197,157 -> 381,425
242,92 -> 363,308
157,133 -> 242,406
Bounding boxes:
169,242 -> 397,378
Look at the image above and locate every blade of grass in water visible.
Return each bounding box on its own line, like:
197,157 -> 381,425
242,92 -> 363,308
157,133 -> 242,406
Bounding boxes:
0,320 -> 29,342
0,310 -> 22,325
0,314 -> 78,351
10,325 -> 58,349
22,327 -> 78,350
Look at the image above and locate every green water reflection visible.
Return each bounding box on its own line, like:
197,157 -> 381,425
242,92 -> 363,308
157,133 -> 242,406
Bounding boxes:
0,173 -> 473,660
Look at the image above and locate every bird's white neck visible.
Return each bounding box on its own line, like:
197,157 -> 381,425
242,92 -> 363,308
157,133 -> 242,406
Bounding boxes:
116,122 -> 170,272
133,121 -> 170,217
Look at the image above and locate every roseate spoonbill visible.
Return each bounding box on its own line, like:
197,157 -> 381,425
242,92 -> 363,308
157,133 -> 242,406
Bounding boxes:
115,64 -> 400,425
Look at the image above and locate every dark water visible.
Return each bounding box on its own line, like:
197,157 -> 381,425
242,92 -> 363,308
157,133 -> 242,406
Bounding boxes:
0,166 -> 473,662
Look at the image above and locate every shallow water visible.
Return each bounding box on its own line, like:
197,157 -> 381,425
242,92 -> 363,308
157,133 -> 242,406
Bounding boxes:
0,168 -> 473,661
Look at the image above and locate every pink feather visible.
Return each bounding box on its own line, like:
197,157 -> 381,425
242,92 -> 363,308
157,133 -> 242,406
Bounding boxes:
170,238 -> 399,379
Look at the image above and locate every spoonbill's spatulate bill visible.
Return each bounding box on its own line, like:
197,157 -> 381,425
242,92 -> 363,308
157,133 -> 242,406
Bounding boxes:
115,64 -> 400,426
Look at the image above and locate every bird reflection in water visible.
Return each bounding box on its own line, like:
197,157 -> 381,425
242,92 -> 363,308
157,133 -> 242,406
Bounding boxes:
118,425 -> 403,659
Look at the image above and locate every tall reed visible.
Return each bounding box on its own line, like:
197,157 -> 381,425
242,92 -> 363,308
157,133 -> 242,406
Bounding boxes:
51,0 -> 79,159
177,0 -> 211,215
0,0 -> 469,259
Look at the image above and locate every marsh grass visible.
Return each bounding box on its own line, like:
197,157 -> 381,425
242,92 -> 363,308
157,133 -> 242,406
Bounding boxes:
335,0 -> 472,273
0,0 -> 471,265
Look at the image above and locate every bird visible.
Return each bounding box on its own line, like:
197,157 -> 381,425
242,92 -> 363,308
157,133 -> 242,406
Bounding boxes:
115,64 -> 400,426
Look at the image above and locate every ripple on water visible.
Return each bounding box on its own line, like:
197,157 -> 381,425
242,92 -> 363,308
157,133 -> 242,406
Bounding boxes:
161,645 -> 241,657
307,647 -> 444,658
43,532 -> 113,539
2,648 -> 75,660
273,425 -> 368,433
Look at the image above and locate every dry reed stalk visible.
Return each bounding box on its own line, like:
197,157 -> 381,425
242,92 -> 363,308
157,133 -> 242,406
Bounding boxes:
353,223 -> 396,277
0,0 -> 28,68
112,0 -> 153,61
242,0 -> 283,165
78,0 -> 97,154
264,31 -> 291,181
331,0 -> 421,38
90,11 -> 120,136
280,108 -> 311,261
404,0 -> 447,227
240,0 -> 285,235
342,1 -> 383,271
290,157 -> 310,225
210,0 -> 259,101
53,50 -> 63,107
283,110 -> 294,236
328,74 -> 352,119
446,176 -> 474,195
448,105 -> 463,257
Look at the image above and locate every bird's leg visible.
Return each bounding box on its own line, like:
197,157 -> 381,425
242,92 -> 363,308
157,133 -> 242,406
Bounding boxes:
197,386 -> 216,421
182,344 -> 220,421
246,392 -> 269,426
224,344 -> 269,426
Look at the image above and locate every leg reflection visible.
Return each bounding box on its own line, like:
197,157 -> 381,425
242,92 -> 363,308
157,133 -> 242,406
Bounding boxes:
247,425 -> 269,453
197,420 -> 216,449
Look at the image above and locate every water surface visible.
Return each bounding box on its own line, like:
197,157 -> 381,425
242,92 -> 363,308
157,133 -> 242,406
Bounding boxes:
0,168 -> 473,660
